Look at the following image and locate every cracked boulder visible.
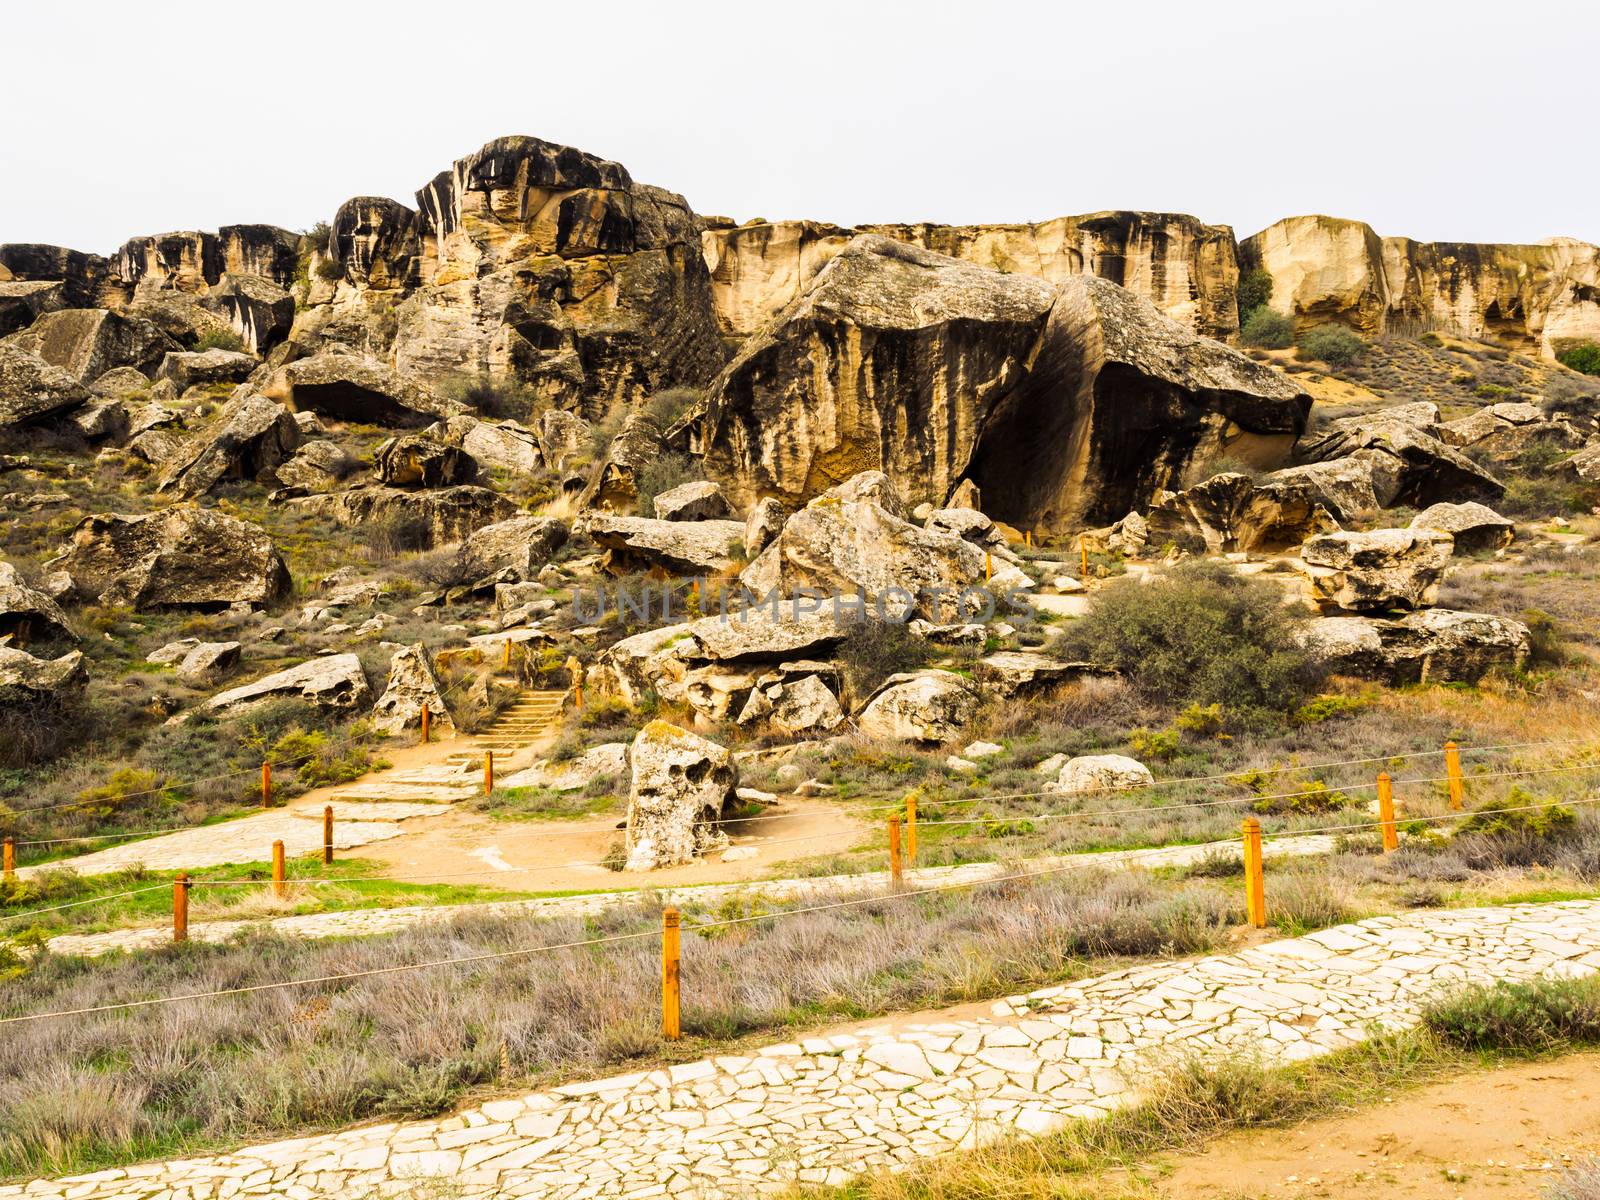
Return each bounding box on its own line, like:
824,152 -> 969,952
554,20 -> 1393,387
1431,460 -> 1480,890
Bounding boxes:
0,344 -> 92,429
1295,406 -> 1503,507
581,513 -> 746,575
1409,502 -> 1514,554
735,667 -> 845,737
855,669 -> 982,745
429,415 -> 543,475
1144,472 -> 1340,554
625,720 -> 737,871
652,479 -> 730,521
1298,609 -> 1531,684
374,433 -> 477,488
0,646 -> 86,705
204,652 -> 372,716
1298,528 -> 1454,612
158,393 -> 300,498
156,348 -> 257,392
462,515 -> 569,580
286,486 -> 516,551
3,308 -> 173,383
1046,754 -> 1154,796
0,561 -> 77,644
370,642 -> 454,737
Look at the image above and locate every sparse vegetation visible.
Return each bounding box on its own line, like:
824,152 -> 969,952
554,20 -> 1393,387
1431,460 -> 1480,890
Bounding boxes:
192,328 -> 245,353
1239,307 -> 1293,349
1297,323 -> 1365,366
1556,341 -> 1600,376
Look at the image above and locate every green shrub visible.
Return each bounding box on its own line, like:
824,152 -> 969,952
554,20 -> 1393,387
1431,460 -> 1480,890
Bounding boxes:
194,328 -> 246,353
1522,608 -> 1567,667
1240,308 -> 1294,349
302,221 -> 332,255
314,256 -> 344,282
1061,560 -> 1322,721
1292,693 -> 1373,724
835,620 -> 934,704
1557,341 -> 1600,376
1173,702 -> 1224,737
454,376 -> 541,422
1297,325 -> 1365,367
1456,787 -> 1576,840
636,452 -> 703,517
1236,268 -> 1274,323
1424,974 -> 1600,1051
1127,727 -> 1180,761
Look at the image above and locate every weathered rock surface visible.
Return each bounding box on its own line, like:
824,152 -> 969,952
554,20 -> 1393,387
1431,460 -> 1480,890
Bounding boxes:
689,238 -> 1309,530
0,279 -> 66,336
174,641 -> 241,685
652,479 -> 729,521
48,507 -> 291,611
374,434 -> 477,488
500,743 -> 629,793
537,409 -> 591,473
974,651 -> 1093,698
204,653 -> 372,715
1298,609 -> 1531,684
369,643 -> 454,737
1298,528 -> 1454,613
577,412 -> 663,512
625,720 -> 736,871
329,197 -> 422,291
1409,502 -> 1514,553
855,669 -> 982,744
1295,408 -> 1504,507
429,415 -> 543,475
3,308 -> 172,383
272,440 -> 357,492
581,513 -> 745,575
206,273 -> 295,354
1144,472 -> 1339,553
286,486 -> 516,550
1047,754 -> 1155,795
743,497 -> 787,559
1262,455 -> 1383,520
735,668 -> 845,736
0,243 -> 114,309
0,561 -> 76,644
156,348 -> 256,392
0,646 -> 86,705
158,393 -> 300,498
114,226 -> 300,302
0,344 -> 92,428
462,515 -> 569,579
272,354 -> 464,426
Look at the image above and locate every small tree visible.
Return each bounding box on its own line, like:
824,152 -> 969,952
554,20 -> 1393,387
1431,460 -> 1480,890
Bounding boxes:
1557,341 -> 1600,376
1236,267 -> 1274,322
1240,308 -> 1294,349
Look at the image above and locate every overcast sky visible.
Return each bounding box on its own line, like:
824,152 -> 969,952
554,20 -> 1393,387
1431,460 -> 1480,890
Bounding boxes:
3,0 -> 1594,254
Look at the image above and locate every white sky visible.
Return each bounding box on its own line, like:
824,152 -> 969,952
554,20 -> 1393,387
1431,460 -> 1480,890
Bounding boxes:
2,0 -> 1595,254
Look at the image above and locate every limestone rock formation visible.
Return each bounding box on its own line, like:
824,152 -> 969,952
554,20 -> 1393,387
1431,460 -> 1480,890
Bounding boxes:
114,226 -> 300,302
370,643 -> 454,736
0,646 -> 87,705
374,434 -> 477,488
156,348 -> 257,392
855,669 -> 982,744
429,415 -> 543,475
536,409 -> 591,473
174,641 -> 241,685
2,308 -> 172,383
973,651 -> 1092,698
651,479 -> 729,521
1298,609 -> 1531,684
0,344 -> 91,429
735,668 -> 845,736
577,412 -> 664,512
581,514 -> 745,575
273,440 -> 357,492
207,274 -> 296,354
701,211 -> 1241,340
625,720 -> 736,871
744,497 -> 786,559
1409,502 -> 1514,554
286,486 -> 516,550
48,507 -> 291,611
462,515 -> 569,579
271,354 -> 465,426
501,743 -> 629,793
1298,528 -> 1454,612
1295,408 -> 1504,507
205,653 -> 372,716
0,243 -> 114,309
329,197 -> 422,291
1047,754 -> 1155,796
159,393 -> 300,498
0,280 -> 66,336
0,561 -> 76,644
1143,473 -> 1339,554
689,238 -> 1309,530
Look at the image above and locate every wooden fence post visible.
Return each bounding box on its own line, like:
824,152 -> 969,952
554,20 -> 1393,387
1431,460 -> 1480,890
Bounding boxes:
1080,537 -> 1089,578
260,761 -> 271,808
984,552 -> 992,582
888,815 -> 904,890
323,805 -> 334,865
484,751 -> 494,796
420,702 -> 431,745
905,794 -> 918,863
1242,817 -> 1265,928
173,873 -> 189,942
2,836 -> 13,881
272,840 -> 286,898
662,907 -> 681,1041
1445,741 -> 1464,811
1377,772 -> 1399,852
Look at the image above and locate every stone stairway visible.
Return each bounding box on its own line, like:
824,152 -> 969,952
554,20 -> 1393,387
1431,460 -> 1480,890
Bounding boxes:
446,688 -> 568,765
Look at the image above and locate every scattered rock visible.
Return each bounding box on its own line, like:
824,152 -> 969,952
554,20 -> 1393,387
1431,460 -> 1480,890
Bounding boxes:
1296,408 -> 1504,507
736,670 -> 845,736
156,348 -> 257,391
1409,501 -> 1514,554
744,497 -> 787,559
204,653 -> 372,716
1047,754 -> 1154,795
1298,528 -> 1454,612
175,641 -> 241,685
855,669 -> 983,744
974,651 -> 1094,698
945,756 -> 979,773
0,646 -> 86,704
147,638 -> 200,665
158,393 -> 300,498
625,720 -> 737,871
652,479 -> 730,521
0,344 -> 92,429
463,515 -> 570,581
500,744 -> 629,793
429,415 -> 543,475
3,308 -> 171,383
286,486 -> 517,551
1144,473 -> 1340,553
578,412 -> 664,512
963,740 -> 1003,758
273,440 -> 357,492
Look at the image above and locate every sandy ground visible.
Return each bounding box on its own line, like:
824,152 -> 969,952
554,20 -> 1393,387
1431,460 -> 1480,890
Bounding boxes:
345,794 -> 870,890
1150,1052 -> 1600,1199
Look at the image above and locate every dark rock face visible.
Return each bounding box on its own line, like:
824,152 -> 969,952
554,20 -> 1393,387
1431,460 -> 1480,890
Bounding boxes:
48,507 -> 291,611
0,244 -> 115,309
0,344 -> 92,430
330,197 -> 422,290
3,308 -> 173,383
286,485 -> 516,550
206,273 -> 295,353
373,434 -> 477,488
688,237 -> 1309,531
0,280 -> 66,336
158,394 -> 301,498
115,226 -> 299,299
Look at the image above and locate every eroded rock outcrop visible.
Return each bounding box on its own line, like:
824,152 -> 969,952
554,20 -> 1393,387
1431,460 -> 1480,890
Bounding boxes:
374,434 -> 477,488
0,561 -> 76,644
272,354 -> 464,427
1409,502 -> 1514,554
1298,528 -> 1454,612
0,344 -> 91,429
581,513 -> 745,575
370,643 -> 454,736
3,308 -> 172,383
625,720 -> 736,870
159,394 -> 300,498
462,515 -> 569,579
287,486 -> 516,550
1298,609 -> 1531,684
1295,406 -> 1504,507
1144,472 -> 1339,553
855,669 -> 982,744
204,653 -> 372,716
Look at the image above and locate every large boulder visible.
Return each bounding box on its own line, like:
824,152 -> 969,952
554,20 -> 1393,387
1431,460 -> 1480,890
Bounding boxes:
855,669 -> 982,744
537,409 -> 591,473
1261,454 -> 1383,521
273,440 -> 358,492
1047,754 -> 1155,795
738,472 -> 1029,616
273,353 -> 465,426
158,393 -> 301,498
206,273 -> 295,354
373,434 -> 477,488
1409,502 -> 1514,554
156,348 -> 257,392
286,486 -> 516,550
686,237 -> 1310,531
0,279 -> 66,336
652,479 -> 730,521
2,308 -> 172,383
204,653 -> 372,715
429,415 -> 543,475
462,515 -> 569,579
1559,444 -> 1600,484
735,668 -> 845,736
625,720 -> 737,871
0,646 -> 86,705
0,561 -> 76,644
974,651 -> 1093,698
1298,609 -> 1531,684
48,507 -> 291,611
1298,528 -> 1454,612
1144,472 -> 1340,554
581,513 -> 746,575
576,411 -> 664,512
744,497 -> 787,558
174,641 -> 241,685
1295,408 -> 1504,507
369,643 -> 454,737
0,344 -> 92,429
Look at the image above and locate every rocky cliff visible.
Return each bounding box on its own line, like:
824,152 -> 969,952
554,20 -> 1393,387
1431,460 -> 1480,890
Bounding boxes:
702,211 -> 1241,342
1241,215 -> 1600,356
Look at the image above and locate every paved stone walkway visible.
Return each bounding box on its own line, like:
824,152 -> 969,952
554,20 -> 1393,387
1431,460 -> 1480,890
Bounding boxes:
14,894 -> 1591,1200
38,835 -> 1338,958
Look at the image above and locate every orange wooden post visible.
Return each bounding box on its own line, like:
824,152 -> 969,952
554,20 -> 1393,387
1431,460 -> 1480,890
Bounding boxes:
661,906 -> 682,1041
173,873 -> 189,942
888,815 -> 904,890
1445,741 -> 1464,811
904,793 -> 918,863
260,761 -> 272,808
567,656 -> 583,710
502,639 -> 512,670
2,836 -> 13,880
984,552 -> 992,582
420,702 -> 431,744
1080,537 -> 1089,578
272,839 -> 286,898
484,751 -> 494,796
323,805 -> 334,865
1242,817 -> 1266,928
1377,772 -> 1399,852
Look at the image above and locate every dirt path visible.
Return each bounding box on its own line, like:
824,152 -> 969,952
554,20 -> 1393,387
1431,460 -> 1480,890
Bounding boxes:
1155,1052 -> 1600,1198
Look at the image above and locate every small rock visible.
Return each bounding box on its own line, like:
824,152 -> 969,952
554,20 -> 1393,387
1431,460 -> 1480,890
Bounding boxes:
945,756 -> 979,773
963,740 -> 1004,758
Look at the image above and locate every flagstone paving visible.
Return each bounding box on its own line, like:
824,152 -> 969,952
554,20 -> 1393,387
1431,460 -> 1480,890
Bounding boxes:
9,897 -> 1596,1199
